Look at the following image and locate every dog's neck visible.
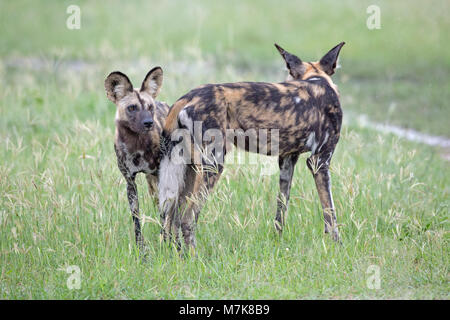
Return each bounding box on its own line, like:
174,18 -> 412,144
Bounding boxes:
304,75 -> 339,97
115,122 -> 151,153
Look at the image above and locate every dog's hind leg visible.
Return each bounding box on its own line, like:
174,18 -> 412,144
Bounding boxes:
179,166 -> 204,253
180,161 -> 224,254
307,151 -> 340,242
148,173 -> 181,250
275,152 -> 300,234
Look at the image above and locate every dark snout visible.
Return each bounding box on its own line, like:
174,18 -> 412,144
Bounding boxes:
142,117 -> 154,129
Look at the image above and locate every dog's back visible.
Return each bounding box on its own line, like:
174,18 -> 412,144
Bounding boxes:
163,78 -> 341,157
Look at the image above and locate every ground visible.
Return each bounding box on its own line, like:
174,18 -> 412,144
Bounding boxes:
0,0 -> 448,299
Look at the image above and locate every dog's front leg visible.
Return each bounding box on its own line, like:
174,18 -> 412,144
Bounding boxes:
275,153 -> 299,234
307,154 -> 340,242
146,174 -> 159,209
125,175 -> 145,251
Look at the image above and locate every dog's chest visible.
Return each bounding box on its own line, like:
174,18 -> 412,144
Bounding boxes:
115,143 -> 156,178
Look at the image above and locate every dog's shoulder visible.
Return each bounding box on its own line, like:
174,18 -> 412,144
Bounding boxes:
155,100 -> 170,117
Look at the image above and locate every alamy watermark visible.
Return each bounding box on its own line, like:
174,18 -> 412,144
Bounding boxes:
66,5 -> 81,30
366,5 -> 381,30
66,265 -> 81,290
366,265 -> 381,289
167,122 -> 280,176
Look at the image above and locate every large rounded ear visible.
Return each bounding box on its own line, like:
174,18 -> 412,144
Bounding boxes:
104,71 -> 133,103
274,43 -> 306,79
319,42 -> 345,76
141,66 -> 163,98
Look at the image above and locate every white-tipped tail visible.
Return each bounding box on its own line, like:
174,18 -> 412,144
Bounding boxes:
159,107 -> 195,216
158,153 -> 186,214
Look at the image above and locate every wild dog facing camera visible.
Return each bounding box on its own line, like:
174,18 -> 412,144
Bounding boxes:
105,67 -> 163,134
104,67 -> 169,253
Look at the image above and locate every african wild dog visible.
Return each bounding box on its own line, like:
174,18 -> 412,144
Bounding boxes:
159,43 -> 345,251
105,67 -> 169,252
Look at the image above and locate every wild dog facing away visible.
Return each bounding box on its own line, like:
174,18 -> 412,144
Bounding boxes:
158,43 -> 346,252
105,67 -> 169,252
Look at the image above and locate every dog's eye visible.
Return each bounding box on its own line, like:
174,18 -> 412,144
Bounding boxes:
127,105 -> 137,112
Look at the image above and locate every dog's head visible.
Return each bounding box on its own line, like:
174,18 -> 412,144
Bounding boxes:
105,67 -> 163,134
275,42 -> 345,81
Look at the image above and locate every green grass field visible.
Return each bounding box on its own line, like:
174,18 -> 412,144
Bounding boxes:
0,0 -> 448,299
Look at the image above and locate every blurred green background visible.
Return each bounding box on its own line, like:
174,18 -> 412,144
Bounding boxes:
1,0 -> 449,134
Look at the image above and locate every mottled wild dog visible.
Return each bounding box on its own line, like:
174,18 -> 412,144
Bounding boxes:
159,43 -> 345,251
105,67 -> 169,251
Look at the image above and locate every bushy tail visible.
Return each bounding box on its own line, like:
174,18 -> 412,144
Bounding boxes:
158,116 -> 189,221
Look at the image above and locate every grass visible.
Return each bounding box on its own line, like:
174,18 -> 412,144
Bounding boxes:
0,0 -> 448,299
